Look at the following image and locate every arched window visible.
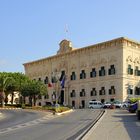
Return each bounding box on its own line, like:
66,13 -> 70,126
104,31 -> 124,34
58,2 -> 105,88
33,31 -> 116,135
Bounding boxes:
90,68 -> 96,78
99,66 -> 105,76
108,65 -> 115,75
99,87 -> 105,95
80,70 -> 86,79
127,64 -> 133,75
90,88 -> 97,96
44,76 -> 48,84
109,86 -> 115,95
80,89 -> 86,97
70,90 -> 76,97
71,72 -> 76,80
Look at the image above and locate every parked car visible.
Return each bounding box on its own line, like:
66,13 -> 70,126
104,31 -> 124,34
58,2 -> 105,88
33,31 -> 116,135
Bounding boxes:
88,101 -> 103,109
113,101 -> 122,108
103,102 -> 112,108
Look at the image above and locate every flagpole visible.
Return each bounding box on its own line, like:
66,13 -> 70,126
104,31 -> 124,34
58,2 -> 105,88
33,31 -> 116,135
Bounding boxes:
65,24 -> 69,39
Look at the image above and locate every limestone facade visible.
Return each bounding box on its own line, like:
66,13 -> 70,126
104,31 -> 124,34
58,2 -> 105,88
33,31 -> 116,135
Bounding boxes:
23,37 -> 140,108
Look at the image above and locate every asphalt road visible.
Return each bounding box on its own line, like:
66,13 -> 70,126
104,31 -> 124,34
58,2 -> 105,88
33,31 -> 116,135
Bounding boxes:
0,109 -> 46,130
0,109 -> 103,140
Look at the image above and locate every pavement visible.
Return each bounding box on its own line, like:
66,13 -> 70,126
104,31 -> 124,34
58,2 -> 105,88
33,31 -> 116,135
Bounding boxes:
83,109 -> 140,140
0,112 -> 5,120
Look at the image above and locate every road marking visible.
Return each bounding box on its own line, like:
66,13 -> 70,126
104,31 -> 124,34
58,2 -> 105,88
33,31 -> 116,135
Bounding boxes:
0,113 -> 57,134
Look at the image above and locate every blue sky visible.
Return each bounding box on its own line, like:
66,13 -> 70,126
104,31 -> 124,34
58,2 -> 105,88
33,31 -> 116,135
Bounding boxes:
0,0 -> 140,73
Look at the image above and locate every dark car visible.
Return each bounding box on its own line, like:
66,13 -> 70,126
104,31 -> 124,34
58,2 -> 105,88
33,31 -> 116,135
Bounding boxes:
128,102 -> 138,113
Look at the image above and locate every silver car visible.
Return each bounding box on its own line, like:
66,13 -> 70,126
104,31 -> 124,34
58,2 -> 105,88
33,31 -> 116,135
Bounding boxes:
88,101 -> 103,109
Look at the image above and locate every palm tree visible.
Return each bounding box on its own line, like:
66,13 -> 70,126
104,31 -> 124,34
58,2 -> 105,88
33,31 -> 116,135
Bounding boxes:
0,73 -> 13,107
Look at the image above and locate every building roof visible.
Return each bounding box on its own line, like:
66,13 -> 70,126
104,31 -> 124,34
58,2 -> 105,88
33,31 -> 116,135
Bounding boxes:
23,37 -> 140,66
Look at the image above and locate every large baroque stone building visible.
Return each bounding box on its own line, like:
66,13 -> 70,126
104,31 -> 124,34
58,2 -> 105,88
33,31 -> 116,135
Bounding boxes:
23,37 -> 140,108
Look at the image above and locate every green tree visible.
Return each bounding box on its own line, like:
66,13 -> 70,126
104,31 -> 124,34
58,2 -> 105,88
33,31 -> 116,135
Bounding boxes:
10,72 -> 29,104
0,72 -> 48,107
21,80 -> 47,106
0,73 -> 13,107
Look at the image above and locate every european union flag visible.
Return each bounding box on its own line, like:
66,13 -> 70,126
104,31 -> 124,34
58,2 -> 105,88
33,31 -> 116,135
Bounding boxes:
61,75 -> 65,89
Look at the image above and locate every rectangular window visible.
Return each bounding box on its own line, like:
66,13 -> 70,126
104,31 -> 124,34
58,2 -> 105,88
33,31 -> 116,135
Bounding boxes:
90,88 -> 97,96
135,66 -> 140,76
80,89 -> 86,97
108,65 -> 115,75
128,88 -> 133,95
128,65 -> 133,75
71,72 -> 76,80
99,66 -> 105,76
44,77 -> 48,84
70,90 -> 76,97
80,70 -> 86,79
109,86 -> 115,95
135,87 -> 140,95
99,87 -> 105,95
90,68 -> 96,78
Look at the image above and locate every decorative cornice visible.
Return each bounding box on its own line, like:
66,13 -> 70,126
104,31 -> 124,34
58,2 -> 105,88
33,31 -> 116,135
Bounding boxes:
23,37 -> 140,66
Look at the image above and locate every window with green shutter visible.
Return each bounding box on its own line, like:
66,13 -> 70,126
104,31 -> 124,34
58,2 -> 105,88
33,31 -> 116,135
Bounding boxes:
108,65 -> 115,75
128,64 -> 133,75
71,72 -> 76,80
109,86 -> 115,95
90,68 -> 96,78
99,66 -> 105,76
80,70 -> 86,79
90,88 -> 97,96
99,87 -> 105,95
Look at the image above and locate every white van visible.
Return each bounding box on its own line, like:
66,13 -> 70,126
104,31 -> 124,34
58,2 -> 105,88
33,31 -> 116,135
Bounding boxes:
88,101 -> 103,109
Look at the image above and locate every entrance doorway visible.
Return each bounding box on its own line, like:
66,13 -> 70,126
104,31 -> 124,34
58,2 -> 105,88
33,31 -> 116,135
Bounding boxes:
59,90 -> 64,105
81,100 -> 85,108
72,100 -> 75,107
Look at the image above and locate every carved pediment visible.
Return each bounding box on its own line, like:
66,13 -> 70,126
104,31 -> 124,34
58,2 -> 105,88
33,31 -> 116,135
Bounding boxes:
134,57 -> 140,64
126,56 -> 133,62
71,64 -> 77,70
80,61 -> 87,68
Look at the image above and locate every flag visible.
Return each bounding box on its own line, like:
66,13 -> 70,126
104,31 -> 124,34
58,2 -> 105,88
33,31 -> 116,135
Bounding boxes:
48,83 -> 52,88
61,75 -> 66,89
48,78 -> 53,88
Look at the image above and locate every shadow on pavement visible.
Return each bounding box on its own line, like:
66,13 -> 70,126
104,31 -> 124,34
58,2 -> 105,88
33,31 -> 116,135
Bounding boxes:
113,110 -> 140,140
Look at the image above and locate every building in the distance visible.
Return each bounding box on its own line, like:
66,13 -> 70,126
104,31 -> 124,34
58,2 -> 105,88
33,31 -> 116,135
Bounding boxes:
23,37 -> 140,108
